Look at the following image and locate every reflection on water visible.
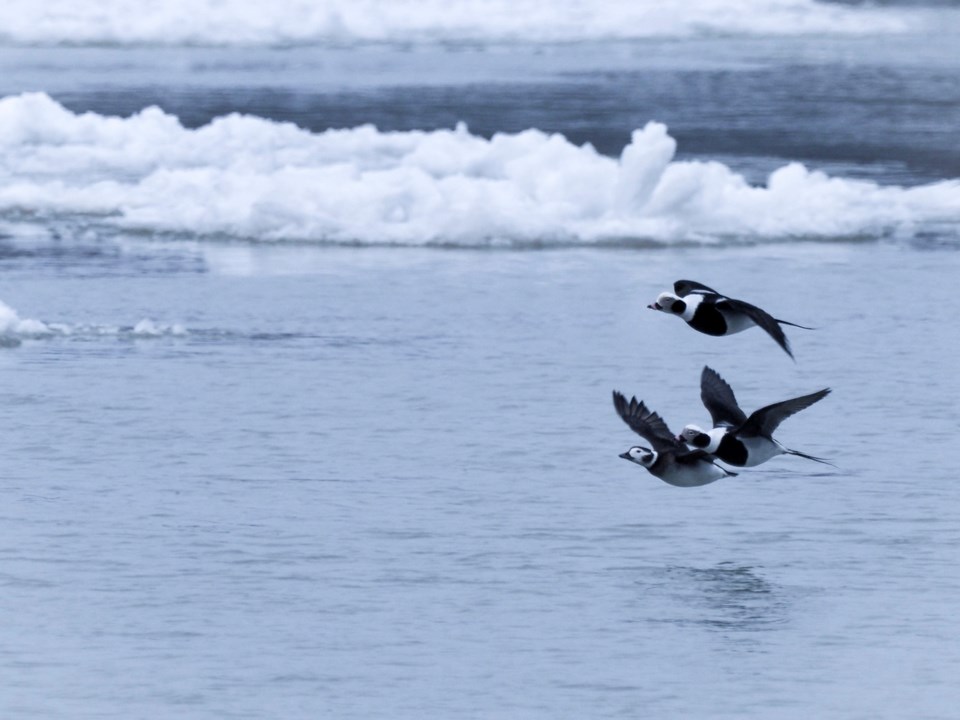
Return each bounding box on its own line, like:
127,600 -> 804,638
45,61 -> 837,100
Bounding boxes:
652,563 -> 790,633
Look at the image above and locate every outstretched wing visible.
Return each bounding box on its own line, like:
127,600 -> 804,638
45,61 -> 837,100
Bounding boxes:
740,388 -> 831,438
717,297 -> 793,359
700,366 -> 748,428
612,391 -> 685,453
674,279 -> 720,297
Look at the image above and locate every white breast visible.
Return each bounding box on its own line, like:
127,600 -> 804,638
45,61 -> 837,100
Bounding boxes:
706,427 -> 728,453
679,294 -> 703,322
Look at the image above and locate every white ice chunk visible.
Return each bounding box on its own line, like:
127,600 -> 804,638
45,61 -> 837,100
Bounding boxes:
0,299 -> 51,336
0,93 -> 958,246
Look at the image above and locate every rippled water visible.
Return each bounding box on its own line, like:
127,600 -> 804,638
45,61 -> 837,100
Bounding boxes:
2,239 -> 959,718
3,5 -> 960,714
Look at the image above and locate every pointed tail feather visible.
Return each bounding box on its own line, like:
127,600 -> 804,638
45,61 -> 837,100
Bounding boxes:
784,448 -> 836,468
776,318 -> 816,330
714,461 -> 738,477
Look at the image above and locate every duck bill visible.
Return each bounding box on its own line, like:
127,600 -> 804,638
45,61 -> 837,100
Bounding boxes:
618,452 -> 631,460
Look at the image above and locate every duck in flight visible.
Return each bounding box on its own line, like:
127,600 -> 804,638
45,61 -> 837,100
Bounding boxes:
678,366 -> 833,468
613,390 -> 736,487
648,280 -> 811,359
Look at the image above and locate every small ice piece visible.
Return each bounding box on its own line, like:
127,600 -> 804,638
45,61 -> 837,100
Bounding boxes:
0,298 -> 51,336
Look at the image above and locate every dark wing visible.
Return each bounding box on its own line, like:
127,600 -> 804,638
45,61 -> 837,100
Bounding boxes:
674,448 -> 726,465
700,366 -> 748,428
674,279 -> 721,297
717,297 -> 793,359
612,391 -> 685,453
739,388 -> 831,438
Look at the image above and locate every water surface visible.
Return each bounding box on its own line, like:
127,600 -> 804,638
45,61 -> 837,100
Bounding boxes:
2,240 -> 959,718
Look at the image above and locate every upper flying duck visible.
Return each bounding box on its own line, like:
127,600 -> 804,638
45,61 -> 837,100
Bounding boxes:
648,279 -> 811,359
613,390 -> 736,487
678,366 -> 833,468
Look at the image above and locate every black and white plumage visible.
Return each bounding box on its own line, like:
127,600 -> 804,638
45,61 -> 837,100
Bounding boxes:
648,280 -> 811,359
613,390 -> 736,487
678,366 -> 833,468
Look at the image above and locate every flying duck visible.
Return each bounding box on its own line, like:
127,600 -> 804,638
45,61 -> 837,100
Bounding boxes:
613,390 -> 736,487
648,279 -> 811,359
678,366 -> 833,468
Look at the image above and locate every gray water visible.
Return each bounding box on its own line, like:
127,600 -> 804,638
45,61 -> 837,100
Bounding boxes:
3,239 -> 959,718
4,5 -> 960,714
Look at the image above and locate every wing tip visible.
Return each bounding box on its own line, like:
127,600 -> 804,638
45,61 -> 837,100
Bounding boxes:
612,390 -> 642,417
702,365 -> 722,381
777,335 -> 795,360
